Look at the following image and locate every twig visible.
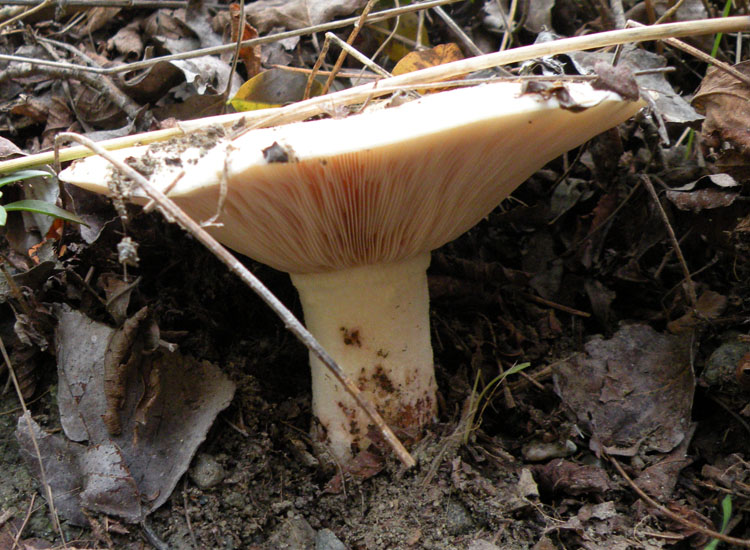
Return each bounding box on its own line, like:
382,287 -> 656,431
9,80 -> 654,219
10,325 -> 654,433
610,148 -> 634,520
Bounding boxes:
611,0 -> 627,29
53,132 -> 417,468
182,477 -> 199,550
0,64 -> 141,120
12,494 -> 35,550
221,0 -> 246,106
521,292 -> 592,317
304,32 -> 333,101
433,5 -> 484,56
628,20 -> 750,87
322,0 -> 379,95
0,0 -> 51,30
0,336 -> 67,548
324,32 -> 392,79
654,0 -> 687,24
608,454 -> 750,547
640,175 -> 697,307
499,0 -> 519,51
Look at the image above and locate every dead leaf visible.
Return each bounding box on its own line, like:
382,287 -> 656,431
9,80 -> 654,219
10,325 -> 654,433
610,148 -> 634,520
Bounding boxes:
569,48 -> 701,125
107,20 -> 144,61
634,424 -> 695,500
665,188 -> 739,213
554,324 -> 694,456
667,290 -> 727,334
20,304 -> 237,524
117,61 -> 185,104
531,459 -> 611,496
692,61 -> 750,181
392,43 -> 464,76
230,68 -> 323,111
245,0 -> 368,33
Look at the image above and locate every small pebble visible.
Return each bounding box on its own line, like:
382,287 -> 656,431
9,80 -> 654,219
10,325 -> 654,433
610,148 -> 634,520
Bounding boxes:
189,453 -> 225,489
316,528 -> 348,550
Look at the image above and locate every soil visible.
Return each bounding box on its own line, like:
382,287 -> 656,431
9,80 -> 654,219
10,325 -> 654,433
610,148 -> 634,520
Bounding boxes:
2,2 -> 750,550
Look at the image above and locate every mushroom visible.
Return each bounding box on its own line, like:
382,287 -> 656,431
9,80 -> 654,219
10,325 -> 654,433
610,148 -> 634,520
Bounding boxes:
59,80 -> 643,463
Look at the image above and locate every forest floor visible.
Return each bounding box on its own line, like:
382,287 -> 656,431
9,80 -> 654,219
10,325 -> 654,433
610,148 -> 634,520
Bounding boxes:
1,1 -> 750,549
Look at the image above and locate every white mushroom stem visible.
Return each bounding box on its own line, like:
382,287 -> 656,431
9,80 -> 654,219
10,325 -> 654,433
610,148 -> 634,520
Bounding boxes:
290,252 -> 437,461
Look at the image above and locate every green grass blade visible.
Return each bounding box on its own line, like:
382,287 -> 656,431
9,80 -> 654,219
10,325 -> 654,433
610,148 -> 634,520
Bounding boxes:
0,169 -> 53,188
3,199 -> 86,226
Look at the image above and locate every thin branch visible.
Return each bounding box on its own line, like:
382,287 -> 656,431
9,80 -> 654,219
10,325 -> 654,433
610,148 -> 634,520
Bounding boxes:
640,174 -> 697,307
0,64 -> 141,120
322,0 -> 379,95
628,20 -> 750,87
608,454 -> 750,547
0,0 -> 51,31
53,132 -> 417,469
432,5 -> 484,56
324,32 -> 392,79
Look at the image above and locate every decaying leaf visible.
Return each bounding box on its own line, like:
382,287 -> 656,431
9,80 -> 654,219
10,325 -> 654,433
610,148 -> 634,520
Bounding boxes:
568,48 -> 702,126
16,304 -> 236,524
392,43 -> 464,76
692,61 -> 750,181
667,290 -> 727,334
245,0 -> 368,33
554,324 -> 694,456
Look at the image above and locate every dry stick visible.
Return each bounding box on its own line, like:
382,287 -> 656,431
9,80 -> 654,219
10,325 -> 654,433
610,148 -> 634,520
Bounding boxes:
53,132 -> 417,469
221,0 -> 246,104
0,65 -> 141,120
12,493 -> 36,549
0,336 -> 67,548
324,32 -> 392,79
0,0 -> 464,77
628,20 -> 750,87
304,35 -> 333,101
640,174 -> 698,307
654,0 -> 688,25
0,0 -> 51,30
608,455 -> 750,547
321,0 -> 379,96
433,5 -> 484,56
3,16 -> 750,175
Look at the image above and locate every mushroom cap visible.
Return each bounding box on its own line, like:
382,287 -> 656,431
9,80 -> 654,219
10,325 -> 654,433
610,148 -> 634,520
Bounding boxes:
60,81 -> 643,273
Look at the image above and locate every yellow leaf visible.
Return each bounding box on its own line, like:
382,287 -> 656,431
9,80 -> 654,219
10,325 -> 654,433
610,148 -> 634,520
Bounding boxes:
229,69 -> 324,112
392,43 -> 464,76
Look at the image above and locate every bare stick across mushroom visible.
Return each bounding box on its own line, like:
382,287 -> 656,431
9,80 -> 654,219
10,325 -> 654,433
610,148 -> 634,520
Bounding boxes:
60,80 -> 644,463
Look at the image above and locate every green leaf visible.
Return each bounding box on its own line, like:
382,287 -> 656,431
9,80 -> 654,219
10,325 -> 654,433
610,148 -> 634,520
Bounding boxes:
3,199 -> 86,226
0,169 -> 53,188
0,206 -> 6,226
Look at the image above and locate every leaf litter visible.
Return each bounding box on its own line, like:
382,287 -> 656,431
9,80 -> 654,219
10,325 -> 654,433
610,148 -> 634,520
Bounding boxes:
1,0 -> 750,548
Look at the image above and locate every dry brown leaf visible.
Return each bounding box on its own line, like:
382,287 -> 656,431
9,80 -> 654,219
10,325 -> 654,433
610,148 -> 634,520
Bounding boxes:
245,0 -> 368,33
692,61 -> 750,181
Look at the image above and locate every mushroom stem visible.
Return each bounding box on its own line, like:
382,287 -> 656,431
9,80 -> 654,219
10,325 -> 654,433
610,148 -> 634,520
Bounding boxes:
290,252 -> 437,462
